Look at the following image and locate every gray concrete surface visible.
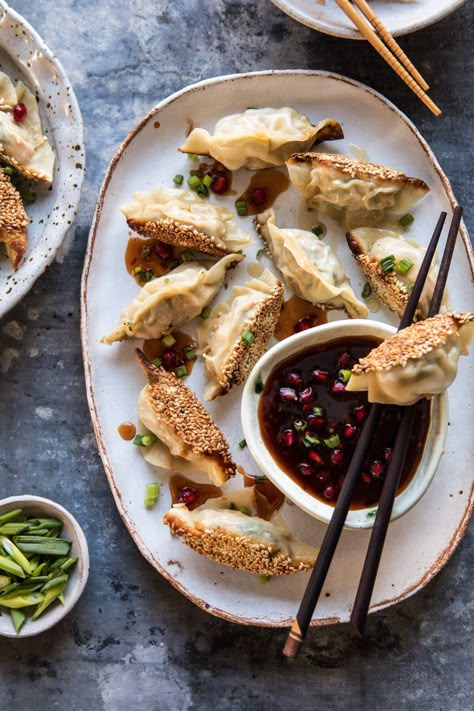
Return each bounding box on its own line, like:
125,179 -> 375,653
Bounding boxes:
0,1 -> 472,709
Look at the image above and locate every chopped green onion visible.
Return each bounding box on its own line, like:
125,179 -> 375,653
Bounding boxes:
152,357 -> 162,367
3,166 -> 14,176
380,255 -> 396,274
238,507 -> 251,516
338,369 -> 352,384
235,199 -> 248,217
202,173 -> 214,188
196,183 -> 209,198
361,282 -> 372,299
187,175 -> 201,189
303,434 -> 320,447
0,509 -> 23,525
395,257 -> 415,275
187,153 -> 199,161
180,250 -> 194,262
0,536 -> 31,575
141,434 -> 158,447
41,575 -> 69,593
324,434 -> 340,449
399,213 -> 415,227
172,174 -> 184,185
167,259 -> 180,270
31,583 -> 66,620
200,306 -> 211,319
21,189 -> 36,205
162,333 -> 176,347
311,224 -> 323,237
164,277 -> 170,284
183,348 -> 197,361
255,377 -> 264,394
229,503 -> 237,511
312,407 -> 325,417
0,557 -> 25,578
256,248 -> 266,258
241,329 -> 255,346
144,483 -> 160,508
239,439 -> 247,449
189,169 -> 201,177
259,574 -> 272,584
175,365 -> 187,378
294,419 -> 307,432
138,269 -> 155,282
133,434 -> 144,446
406,282 -> 415,294
134,265 -> 142,274
0,592 -> 45,609
140,245 -> 151,258
10,609 -> 26,633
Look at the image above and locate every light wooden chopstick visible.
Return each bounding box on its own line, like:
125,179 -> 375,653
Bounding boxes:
334,0 -> 441,117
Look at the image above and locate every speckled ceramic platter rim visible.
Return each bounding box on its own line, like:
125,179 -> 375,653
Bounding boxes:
81,70 -> 473,627
271,0 -> 467,39
0,0 -> 85,318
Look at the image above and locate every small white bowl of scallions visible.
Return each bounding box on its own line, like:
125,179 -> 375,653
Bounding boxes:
0,495 -> 89,637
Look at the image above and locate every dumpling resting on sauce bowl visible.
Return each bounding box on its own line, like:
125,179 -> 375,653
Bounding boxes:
346,227 -> 448,319
163,487 -> 318,575
120,186 -> 253,257
346,312 -> 474,405
255,208 -> 368,319
198,268 -> 284,401
136,350 -> 236,486
286,152 -> 429,229
179,108 -> 343,171
100,252 -> 243,344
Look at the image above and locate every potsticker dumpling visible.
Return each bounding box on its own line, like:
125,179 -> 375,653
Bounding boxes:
286,153 -> 429,229
179,108 -> 343,171
256,209 -> 368,319
136,351 -> 236,485
120,187 -> 252,257
0,71 -> 55,183
101,253 -> 243,344
198,268 -> 284,400
164,487 -> 317,575
0,169 -> 29,269
346,312 -> 474,405
347,227 -> 447,319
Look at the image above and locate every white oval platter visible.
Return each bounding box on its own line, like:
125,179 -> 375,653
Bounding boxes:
271,0 -> 466,39
0,1 -> 85,318
82,70 -> 473,627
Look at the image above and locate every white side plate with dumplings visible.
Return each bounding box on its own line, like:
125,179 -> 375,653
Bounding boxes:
82,71 -> 473,627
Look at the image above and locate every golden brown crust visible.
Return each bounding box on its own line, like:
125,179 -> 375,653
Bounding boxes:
0,169 -> 28,269
126,216 -> 232,257
311,118 -> 344,145
352,312 -> 474,374
163,507 -> 314,575
355,253 -> 409,319
136,350 -> 236,483
0,151 -> 51,184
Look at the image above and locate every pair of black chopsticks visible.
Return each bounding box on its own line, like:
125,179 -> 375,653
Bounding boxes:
283,206 -> 463,658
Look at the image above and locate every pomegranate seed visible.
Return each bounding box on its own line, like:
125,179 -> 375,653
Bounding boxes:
303,402 -> 315,412
287,372 -> 303,387
211,175 -> 228,194
331,449 -> 344,465
343,424 -> 356,439
178,486 -> 198,504
317,471 -> 331,485
384,447 -> 393,462
307,414 -> 324,429
299,386 -> 314,403
331,380 -> 346,393
361,473 -> 371,485
154,241 -> 173,259
353,404 -> 367,423
298,462 -> 314,476
323,485 -> 338,500
338,352 -> 351,368
308,450 -> 324,465
174,352 -> 186,367
295,316 -> 311,333
370,460 -> 384,478
251,188 -> 266,206
279,429 -> 294,446
313,369 -> 329,383
279,387 -> 297,401
13,103 -> 27,122
161,350 -> 177,368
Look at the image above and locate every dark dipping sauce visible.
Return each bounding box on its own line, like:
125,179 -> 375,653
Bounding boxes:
258,336 -> 430,509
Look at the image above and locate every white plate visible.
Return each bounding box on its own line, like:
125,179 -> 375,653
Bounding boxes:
271,0 -> 466,39
0,1 -> 84,318
82,70 -> 473,627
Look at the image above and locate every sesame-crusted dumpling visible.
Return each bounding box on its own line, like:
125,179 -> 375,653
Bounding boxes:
346,312 -> 474,405
0,169 -> 29,269
256,209 -> 368,319
136,351 -> 236,486
0,70 -> 55,183
179,108 -> 343,171
101,253 -> 243,344
346,227 -> 447,319
163,487 -> 317,575
198,268 -> 284,401
120,187 -> 252,257
286,153 -> 429,230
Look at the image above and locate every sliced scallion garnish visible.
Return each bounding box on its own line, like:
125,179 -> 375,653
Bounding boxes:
395,257 -> 415,275
241,329 -> 255,346
175,365 -> 187,379
187,175 -> 201,189
235,199 -> 248,217
200,306 -> 211,319
380,255 -> 396,274
362,282 -> 372,299
162,333 -> 176,347
324,434 -> 340,449
239,439 -> 247,449
172,174 -> 184,185
399,213 -> 415,227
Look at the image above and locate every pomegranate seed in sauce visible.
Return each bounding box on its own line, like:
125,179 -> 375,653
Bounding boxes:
251,188 -> 266,206
370,460 -> 384,478
212,175 -> 228,194
287,372 -> 303,387
298,462 -> 314,476
338,352 -> 351,368
353,404 -> 367,423
13,103 -> 27,121
331,381 -> 346,394
154,241 -> 173,260
323,485 -> 338,500
343,424 -> 357,439
279,429 -> 295,447
313,369 -> 329,383
178,487 -> 198,504
279,387 -> 298,402
331,449 -> 344,465
295,317 -> 312,333
299,387 -> 314,403
308,450 -> 324,465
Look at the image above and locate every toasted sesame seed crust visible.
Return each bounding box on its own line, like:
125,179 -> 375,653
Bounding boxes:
127,216 -> 232,257
352,312 -> 474,374
136,349 -> 236,484
163,507 -> 314,575
0,151 -> 51,184
207,280 -> 284,399
355,254 -> 410,319
0,169 -> 28,269
288,152 -> 430,191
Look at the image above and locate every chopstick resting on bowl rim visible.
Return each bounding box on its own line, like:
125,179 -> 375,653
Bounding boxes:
334,0 -> 441,117
283,207 -> 464,658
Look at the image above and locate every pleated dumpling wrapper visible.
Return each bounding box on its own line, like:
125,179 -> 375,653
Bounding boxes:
120,186 -> 253,257
198,268 -> 284,401
256,209 -> 368,319
286,153 -> 429,230
0,169 -> 29,269
179,107 -> 343,171
136,350 -> 236,486
346,227 -> 448,319
163,487 -> 317,575
101,253 -> 244,344
346,312 -> 474,405
0,70 -> 55,183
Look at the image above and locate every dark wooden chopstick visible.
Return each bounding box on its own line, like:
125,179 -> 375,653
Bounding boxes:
350,206 -> 463,635
283,210 -> 449,659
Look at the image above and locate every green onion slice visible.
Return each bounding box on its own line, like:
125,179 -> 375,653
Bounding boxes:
395,257 -> 415,275
324,434 -> 341,449
399,213 -> 415,227
172,174 -> 184,185
241,329 -> 255,346
361,282 -> 372,299
200,306 -> 211,319
380,255 -> 396,274
235,199 -> 248,216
